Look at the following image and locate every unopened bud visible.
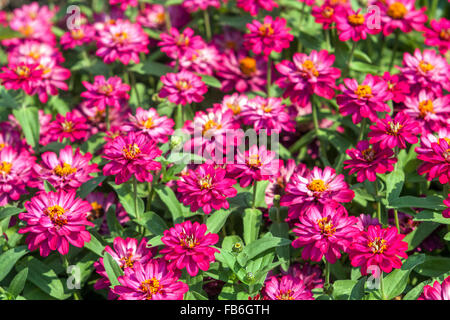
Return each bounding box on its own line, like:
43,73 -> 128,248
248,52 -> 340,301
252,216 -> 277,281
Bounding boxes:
232,242 -> 243,253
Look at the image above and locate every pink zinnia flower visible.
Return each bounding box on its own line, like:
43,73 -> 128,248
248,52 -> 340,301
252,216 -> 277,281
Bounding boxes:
276,50 -> 341,107
183,0 -> 221,12
33,145 -> 98,191
368,112 -> 420,149
335,7 -> 380,41
137,4 -> 167,30
178,44 -> 221,76
280,166 -> 355,219
237,0 -> 278,16
81,75 -> 130,110
33,56 -> 71,103
0,146 -> 35,206
337,74 -> 390,124
96,19 -> 149,65
122,107 -> 174,144
161,220 -> 220,276
8,40 -> 64,66
102,132 -> 162,185
244,16 -> 293,56
348,225 -> 408,275
158,27 -> 204,60
113,259 -> 189,300
380,0 -> 427,36
0,62 -> 42,95
356,213 -> 381,231
18,190 -> 94,257
418,276 -> 450,300
240,96 -> 295,135
403,90 -> 450,133
265,159 -> 298,208
47,111 -> 89,143
227,145 -> 279,188
60,24 -> 95,50
94,237 -> 153,292
312,2 -> 343,30
159,71 -> 208,105
398,49 -> 450,96
214,93 -> 249,121
110,0 -> 138,11
344,140 -> 397,183
292,205 -> 359,263
216,50 -> 267,93
416,131 -> 450,184
264,275 -> 314,300
381,72 -> 410,103
280,262 -> 324,291
423,18 -> 450,55
177,163 -> 237,214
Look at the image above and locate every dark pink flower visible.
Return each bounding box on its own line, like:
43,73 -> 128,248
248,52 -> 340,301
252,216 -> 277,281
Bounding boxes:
137,4 -> 166,30
380,0 -> 427,36
337,74 -> 390,124
381,72 -> 410,103
0,62 -> 42,95
276,50 -> 341,107
444,195 -> 450,219
110,0 -> 138,11
416,131 -> 450,184
423,18 -> 450,55
237,0 -> 278,16
335,7 -> 380,42
81,75 -> 130,110
102,132 -> 162,185
158,27 -> 204,60
265,159 -> 298,208
33,57 -> 71,103
177,163 -> 237,214
159,71 -> 208,105
418,276 -> 450,300
292,205 -> 359,263
183,0 -> 221,12
60,24 -> 95,50
264,275 -> 314,300
161,220 -> 220,276
112,259 -> 189,300
348,225 -> 408,275
368,112 -> 420,149
47,111 -> 89,143
18,190 -> 94,257
356,213 -> 381,231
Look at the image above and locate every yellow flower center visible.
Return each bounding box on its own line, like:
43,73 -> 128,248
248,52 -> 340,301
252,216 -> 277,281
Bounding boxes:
317,216 -> 336,237
348,13 -> 365,26
302,60 -> 319,77
62,121 -> 74,132
122,143 -> 141,160
368,237 -> 387,254
247,154 -> 261,168
19,25 -> 34,37
199,174 -> 213,190
226,103 -> 241,115
71,28 -> 84,40
139,278 -> 162,299
53,163 -> 77,177
258,23 -> 274,36
261,103 -> 272,113
202,119 -> 221,136
0,143 -> 5,150
418,60 -> 434,73
0,161 -> 12,175
362,147 -> 375,162
28,51 -> 40,60
387,2 -> 407,19
113,31 -> 128,43
322,6 -> 334,18
307,179 -> 327,192
276,290 -> 294,300
15,66 -> 30,78
143,117 -> 154,129
119,253 -> 135,269
156,12 -> 166,25
386,121 -> 404,135
439,29 -> 450,41
418,100 -> 434,118
44,205 -> 67,227
239,57 -> 257,76
99,84 -> 113,95
355,85 -> 372,99
175,80 -> 192,91
180,234 -> 199,248
89,201 -> 104,220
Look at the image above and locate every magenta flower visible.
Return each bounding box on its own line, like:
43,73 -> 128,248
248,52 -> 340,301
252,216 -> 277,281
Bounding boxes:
81,75 -> 130,110
240,96 -> 295,135
60,24 -> 95,50
158,27 -> 204,60
356,213 -> 381,232
159,71 -> 208,105
337,74 -> 390,124
423,18 -> 450,55
102,131 -> 162,185
110,0 -> 138,11
279,262 -> 324,291
292,205 -> 359,264
398,49 -> 450,96
112,259 -> 189,300
137,4 -> 167,30
334,7 -> 380,42
183,0 -> 221,12
0,62 -> 42,95
443,195 -> 450,219
264,275 -> 314,300
237,0 -> 278,16
418,276 -> 450,300
216,50 -> 267,93
178,44 -> 221,76
280,166 -> 355,219
214,93 -> 249,121
96,19 -> 149,65
161,220 -> 220,276
380,0 -> 427,36
47,111 -> 89,143
381,72 -> 410,103
312,2 -> 343,30
416,132 -> 450,184
122,107 -> 175,144
265,159 -> 298,208
244,16 -> 293,56
227,145 -> 279,188
18,190 -> 94,257
94,237 -> 154,292
368,112 -> 420,149
0,146 -> 35,206
33,56 -> 71,103
344,140 -> 397,183
348,225 -> 408,275
276,50 -> 341,107
8,40 -> 64,66
177,163 -> 237,214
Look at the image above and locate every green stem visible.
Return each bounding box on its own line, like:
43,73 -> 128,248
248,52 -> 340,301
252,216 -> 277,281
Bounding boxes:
105,105 -> 110,131
376,34 -> 385,65
266,55 -> 272,97
175,104 -> 183,129
133,177 -> 142,234
379,272 -> 386,300
394,209 -> 400,233
299,1 -> 307,25
324,260 -> 331,295
389,31 -> 400,72
129,70 -> 142,107
146,180 -> 155,212
164,6 -> 172,31
374,180 -> 382,225
358,118 -> 367,141
252,181 -> 258,209
430,0 -> 439,20
203,9 -> 212,42
345,41 -> 357,75
325,29 -> 331,51
444,184 -> 449,197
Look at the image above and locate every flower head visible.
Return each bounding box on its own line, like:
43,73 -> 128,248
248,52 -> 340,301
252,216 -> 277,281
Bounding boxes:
335,7 -> 380,41
81,75 -> 130,110
264,275 -> 314,300
380,0 -> 427,36
423,18 -> 450,55
237,0 -> 278,16
159,71 -> 208,105
47,111 -> 89,143
418,276 -> 450,300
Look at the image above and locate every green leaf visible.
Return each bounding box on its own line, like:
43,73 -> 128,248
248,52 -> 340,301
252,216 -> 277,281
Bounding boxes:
12,107 -> 40,149
389,196 -> 445,210
0,246 -> 28,282
242,208 -> 262,245
238,234 -> 291,266
8,268 -> 28,298
154,184 -> 185,223
0,27 -> 24,40
403,222 -> 440,251
83,230 -> 106,256
206,209 -> 231,234
199,74 -> 221,88
350,61 -> 380,74
0,207 -> 24,220
444,232 -> 450,242
414,210 -> 450,224
129,60 -> 172,77
109,181 -> 144,219
44,180 -> 57,192
349,276 -> 367,300
415,256 -> 450,277
147,235 -> 163,247
403,279 -> 431,300
386,170 -> 405,205
136,211 -> 168,236
76,175 -> 106,199
103,252 -> 123,288
353,49 -> 373,64
269,222 -> 290,271
332,280 -> 357,299
106,204 -> 124,236
0,87 -> 19,109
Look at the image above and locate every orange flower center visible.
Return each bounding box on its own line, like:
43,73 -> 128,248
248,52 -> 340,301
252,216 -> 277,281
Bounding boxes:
239,57 -> 257,76
418,100 -> 434,117
19,25 -> 34,36
199,174 -> 213,190
317,216 -> 336,237
226,102 -> 241,115
0,143 -> 5,150
368,237 -> 387,254
113,31 -> 128,43
156,12 -> 166,25
44,205 -> 67,227
122,143 -> 141,159
261,103 -> 272,113
355,85 -> 372,99
362,147 -> 375,161
348,13 -> 365,26
202,119 -> 221,136
247,154 -> 261,168
387,2 -> 407,19
386,121 -> 404,135
322,6 -> 334,18
418,60 -> 434,73
62,121 -> 74,132
0,161 -> 12,175
71,28 -> 84,40
120,253 -> 135,269
177,35 -> 190,46
139,278 -> 162,299
89,201 -> 104,220
275,290 -> 294,300
258,23 -> 274,36
302,60 -> 319,77
28,51 -> 40,60
175,80 -> 192,91
307,179 -> 327,192
439,29 -> 450,41
143,117 -> 154,129
15,65 -> 30,78
53,163 -> 77,177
